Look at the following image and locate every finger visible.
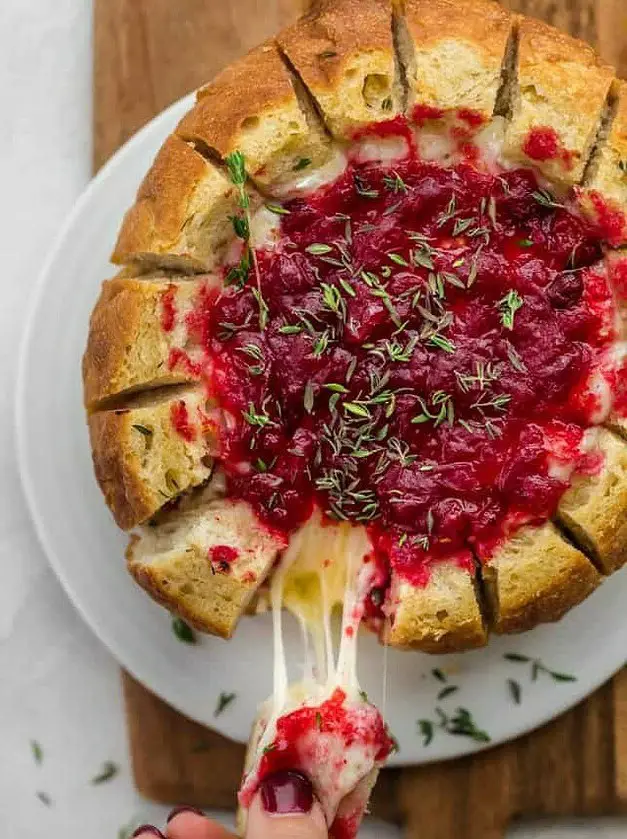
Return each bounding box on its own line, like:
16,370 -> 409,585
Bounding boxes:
245,771 -> 327,839
166,808 -> 236,839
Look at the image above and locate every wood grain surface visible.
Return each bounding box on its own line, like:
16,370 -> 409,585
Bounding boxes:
93,1 -> 627,836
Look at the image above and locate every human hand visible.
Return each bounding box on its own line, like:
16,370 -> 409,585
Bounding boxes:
133,770 -> 328,839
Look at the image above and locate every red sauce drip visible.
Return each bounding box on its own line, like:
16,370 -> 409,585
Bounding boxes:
457,108 -> 486,128
168,347 -> 203,378
588,189 -> 627,245
209,544 -> 239,570
523,127 -> 575,170
411,103 -> 445,125
161,285 -> 177,332
251,688 -> 393,791
610,256 -> 627,301
170,400 -> 196,442
330,812 -> 362,839
352,115 -> 415,144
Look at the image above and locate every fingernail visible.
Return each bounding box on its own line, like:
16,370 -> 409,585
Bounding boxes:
166,805 -> 204,823
260,770 -> 314,815
131,827 -> 165,839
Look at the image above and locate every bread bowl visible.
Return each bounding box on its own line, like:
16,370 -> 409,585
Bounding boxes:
83,0 -> 627,831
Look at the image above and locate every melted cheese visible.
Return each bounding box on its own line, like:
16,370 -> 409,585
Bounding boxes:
256,514 -> 374,762
273,148 -> 348,200
351,136 -> 410,165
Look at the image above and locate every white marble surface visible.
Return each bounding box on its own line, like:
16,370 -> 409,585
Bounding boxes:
0,2 -> 625,838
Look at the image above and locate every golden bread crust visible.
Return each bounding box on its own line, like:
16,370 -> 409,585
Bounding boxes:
127,497 -> 286,638
482,522 -> 600,634
88,386 -> 213,530
401,0 -> 512,120
177,41 -> 333,191
112,135 -> 244,272
557,429 -> 627,574
277,0 -> 402,139
503,16 -> 614,186
82,276 -> 211,409
384,560 -> 487,652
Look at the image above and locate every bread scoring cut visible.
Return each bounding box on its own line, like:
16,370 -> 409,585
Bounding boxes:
481,521 -> 600,634
556,428 -> 627,573
88,385 -> 214,530
502,17 -> 614,186
580,80 -> 627,245
112,135 -> 257,272
277,0 -> 403,140
177,41 -> 334,193
83,276 -> 217,409
127,486 -> 287,637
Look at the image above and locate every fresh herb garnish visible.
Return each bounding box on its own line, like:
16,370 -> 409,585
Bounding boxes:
293,157 -> 312,171
532,189 -> 563,209
498,290 -> 524,330
504,653 -> 576,683
172,617 -> 196,644
31,740 -> 43,765
132,424 -> 153,438
306,243 -> 334,255
224,150 -> 266,329
507,678 -> 522,704
265,202 -> 290,216
437,685 -> 459,701
418,719 -> 434,746
91,761 -> 119,785
36,791 -> 52,807
214,691 -> 237,716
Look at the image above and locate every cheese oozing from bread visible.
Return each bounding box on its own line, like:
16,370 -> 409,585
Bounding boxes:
238,515 -> 392,836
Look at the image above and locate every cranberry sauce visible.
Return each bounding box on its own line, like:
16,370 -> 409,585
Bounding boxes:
181,137 -> 617,584
245,688 -> 393,804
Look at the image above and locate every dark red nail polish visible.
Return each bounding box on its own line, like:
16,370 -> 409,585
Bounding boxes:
167,805 -> 204,823
260,770 -> 314,815
131,827 -> 165,839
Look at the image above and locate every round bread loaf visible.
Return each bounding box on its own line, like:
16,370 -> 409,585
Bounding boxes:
84,0 -> 627,652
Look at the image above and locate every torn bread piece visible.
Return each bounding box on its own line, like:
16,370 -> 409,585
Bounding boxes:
400,0 -> 513,124
82,276 -> 218,409
127,492 -> 286,638
89,385 -> 215,530
112,134 -> 251,272
383,557 -> 487,652
176,41 -> 334,193
277,0 -> 403,140
580,80 -> 627,245
481,522 -> 600,634
556,428 -> 627,574
237,684 -> 392,839
502,16 -> 614,187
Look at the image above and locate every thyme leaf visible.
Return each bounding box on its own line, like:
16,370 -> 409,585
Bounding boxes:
214,691 -> 237,716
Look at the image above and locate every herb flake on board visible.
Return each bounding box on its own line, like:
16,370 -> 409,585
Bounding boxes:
503,652 -> 576,683
214,691 -> 237,717
172,617 -> 196,644
31,740 -> 43,765
90,761 -> 119,785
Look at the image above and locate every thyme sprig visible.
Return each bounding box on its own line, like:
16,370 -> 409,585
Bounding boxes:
225,150 -> 267,330
498,289 -> 524,330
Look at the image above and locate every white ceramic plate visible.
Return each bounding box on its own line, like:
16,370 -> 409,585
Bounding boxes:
16,94 -> 627,766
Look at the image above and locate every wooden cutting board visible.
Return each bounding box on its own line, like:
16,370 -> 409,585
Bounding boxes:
94,1 -> 627,836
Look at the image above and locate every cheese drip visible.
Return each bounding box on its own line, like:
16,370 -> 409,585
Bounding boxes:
256,513 -> 375,757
